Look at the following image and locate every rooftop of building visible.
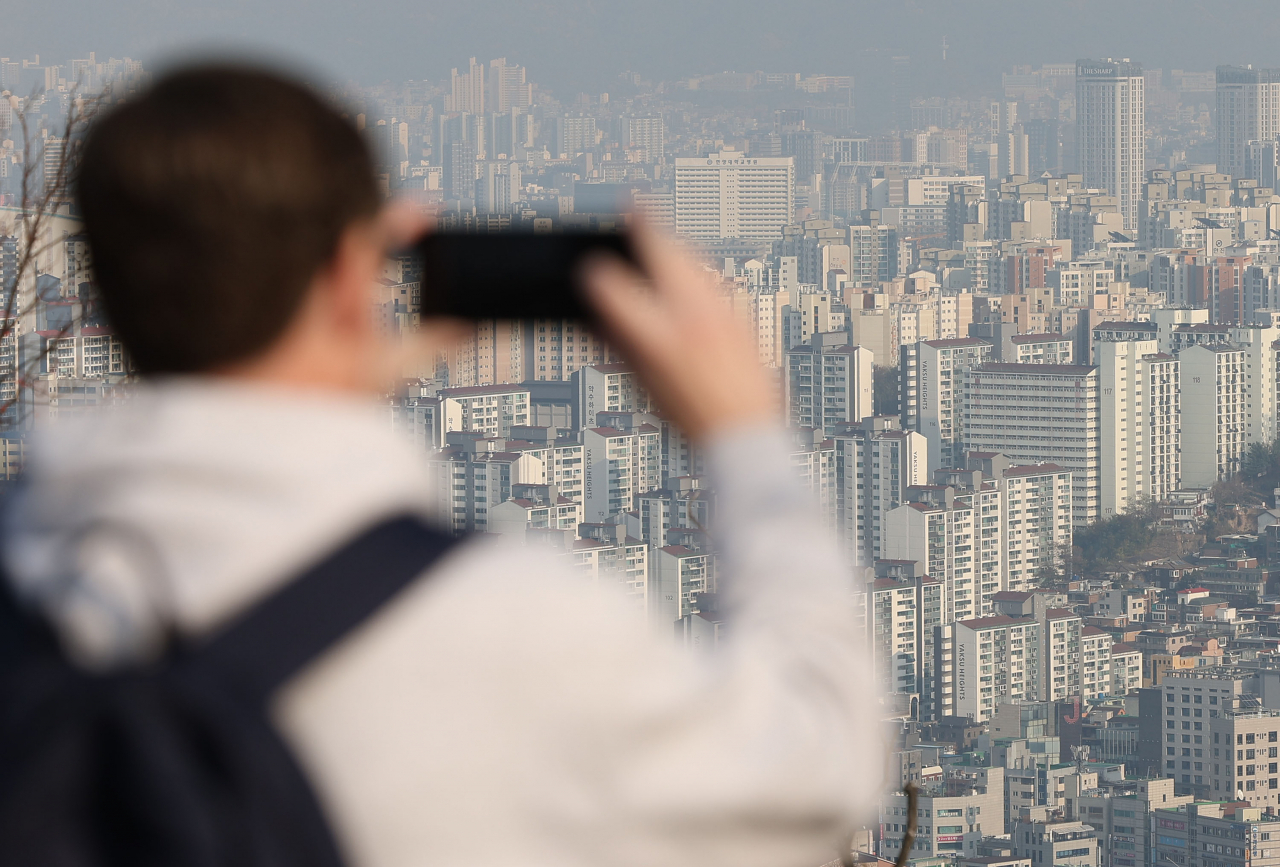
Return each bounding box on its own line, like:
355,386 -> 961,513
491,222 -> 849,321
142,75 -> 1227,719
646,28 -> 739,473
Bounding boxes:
439,384 -> 531,397
1011,332 -> 1070,343
1093,321 -> 1157,331
924,337 -> 989,348
1005,463 -> 1068,476
975,362 -> 1098,375
958,614 -> 1031,630
1174,323 -> 1232,332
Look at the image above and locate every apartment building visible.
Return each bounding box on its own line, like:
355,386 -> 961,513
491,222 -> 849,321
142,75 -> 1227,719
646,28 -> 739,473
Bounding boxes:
949,615 -> 1042,722
868,570 -> 944,719
580,421 -> 661,522
998,462 -> 1074,593
1179,343 -> 1248,487
1010,333 -> 1074,365
964,363 -> 1101,526
1153,801 -> 1280,867
1095,339 -> 1181,517
436,384 -> 531,438
835,417 -> 928,569
901,337 -> 994,471
785,338 -> 873,435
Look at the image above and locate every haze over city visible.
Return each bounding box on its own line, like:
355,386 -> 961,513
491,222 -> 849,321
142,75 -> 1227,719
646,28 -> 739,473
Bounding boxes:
0,0 -> 1278,95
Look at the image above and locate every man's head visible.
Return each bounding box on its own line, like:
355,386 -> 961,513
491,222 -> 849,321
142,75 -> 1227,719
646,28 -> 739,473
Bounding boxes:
78,65 -> 382,377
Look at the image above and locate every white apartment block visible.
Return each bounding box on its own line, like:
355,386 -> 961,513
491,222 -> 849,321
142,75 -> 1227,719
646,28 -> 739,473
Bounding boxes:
783,292 -> 845,350
1043,608 -> 1083,703
1048,261 -> 1114,307
487,486 -> 583,540
884,495 -> 992,624
1076,59 -> 1145,231
626,116 -> 665,163
835,419 -> 928,569
673,150 -> 795,240
950,615 -> 1042,722
576,364 -> 652,427
654,545 -> 710,624
436,385 -> 531,438
964,363 -> 1101,526
790,434 -> 839,535
428,449 -> 543,534
785,341 -> 872,436
1096,339 -> 1181,518
444,319 -> 524,386
637,479 -> 710,548
525,319 -> 615,382
902,337 -> 993,471
1216,66 -> 1280,181
40,328 -> 128,379
632,192 -> 675,230
582,424 -> 662,522
1179,344 -> 1248,487
1112,641 -> 1142,695
868,573 -> 944,718
1081,626 -> 1113,701
1001,464 -> 1074,593
1011,333 -> 1074,365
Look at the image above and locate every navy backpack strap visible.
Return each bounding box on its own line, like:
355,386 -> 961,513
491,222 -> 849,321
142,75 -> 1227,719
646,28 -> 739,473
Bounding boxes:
187,515 -> 460,702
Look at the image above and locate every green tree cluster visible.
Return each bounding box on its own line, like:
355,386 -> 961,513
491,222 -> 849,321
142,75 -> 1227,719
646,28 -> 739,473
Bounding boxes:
1072,499 -> 1160,573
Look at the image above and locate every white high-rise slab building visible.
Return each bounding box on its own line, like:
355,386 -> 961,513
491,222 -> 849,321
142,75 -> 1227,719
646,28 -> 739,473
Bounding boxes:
1076,59 -> 1145,232
901,338 -> 993,472
1216,65 -> 1280,181
833,417 -> 928,569
784,339 -> 873,436
627,117 -> 665,163
673,150 -> 795,240
1095,339 -> 1180,518
964,363 -> 1101,526
1178,343 -> 1248,487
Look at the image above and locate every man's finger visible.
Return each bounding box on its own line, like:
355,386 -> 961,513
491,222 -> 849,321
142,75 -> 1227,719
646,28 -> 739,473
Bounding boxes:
379,199 -> 434,250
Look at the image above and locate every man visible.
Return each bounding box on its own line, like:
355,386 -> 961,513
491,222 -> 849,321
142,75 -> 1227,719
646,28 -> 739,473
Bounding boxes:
4,66 -> 884,866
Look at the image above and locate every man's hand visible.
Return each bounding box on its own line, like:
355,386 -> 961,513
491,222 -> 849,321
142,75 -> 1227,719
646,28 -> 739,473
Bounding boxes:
578,224 -> 777,442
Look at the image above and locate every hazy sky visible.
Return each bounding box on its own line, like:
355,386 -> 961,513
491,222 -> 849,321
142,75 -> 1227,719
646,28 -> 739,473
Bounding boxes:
1,0 -> 1278,95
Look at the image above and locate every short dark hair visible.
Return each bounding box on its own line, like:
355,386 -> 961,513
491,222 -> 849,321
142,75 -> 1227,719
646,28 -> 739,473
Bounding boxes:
78,65 -> 379,374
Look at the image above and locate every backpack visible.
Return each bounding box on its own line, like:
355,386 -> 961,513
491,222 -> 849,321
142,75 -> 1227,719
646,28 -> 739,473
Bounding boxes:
0,515 -> 459,867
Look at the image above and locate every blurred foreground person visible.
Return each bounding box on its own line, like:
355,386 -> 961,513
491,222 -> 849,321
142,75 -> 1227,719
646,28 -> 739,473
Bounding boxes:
0,66 -> 884,867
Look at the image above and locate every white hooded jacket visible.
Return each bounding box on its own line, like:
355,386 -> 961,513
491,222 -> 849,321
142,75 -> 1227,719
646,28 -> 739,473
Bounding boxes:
3,379 -> 886,867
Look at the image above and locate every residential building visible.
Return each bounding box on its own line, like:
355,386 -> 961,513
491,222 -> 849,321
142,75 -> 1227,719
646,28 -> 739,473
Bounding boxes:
1152,801 -> 1280,867
835,417 -> 928,568
582,423 -> 662,522
1216,66 -> 1280,180
1076,59 -> 1145,231
901,337 -> 994,472
785,339 -> 873,435
868,569 -> 944,720
1178,343 -> 1248,487
948,615 -> 1042,722
1095,339 -> 1181,517
964,363 -> 1101,526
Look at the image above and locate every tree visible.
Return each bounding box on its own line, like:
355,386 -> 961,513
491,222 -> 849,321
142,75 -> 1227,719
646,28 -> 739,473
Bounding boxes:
0,83 -> 106,429
1072,498 -> 1161,575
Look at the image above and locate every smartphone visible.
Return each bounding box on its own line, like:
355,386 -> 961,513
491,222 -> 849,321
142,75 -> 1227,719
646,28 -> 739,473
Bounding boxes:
411,230 -> 640,321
